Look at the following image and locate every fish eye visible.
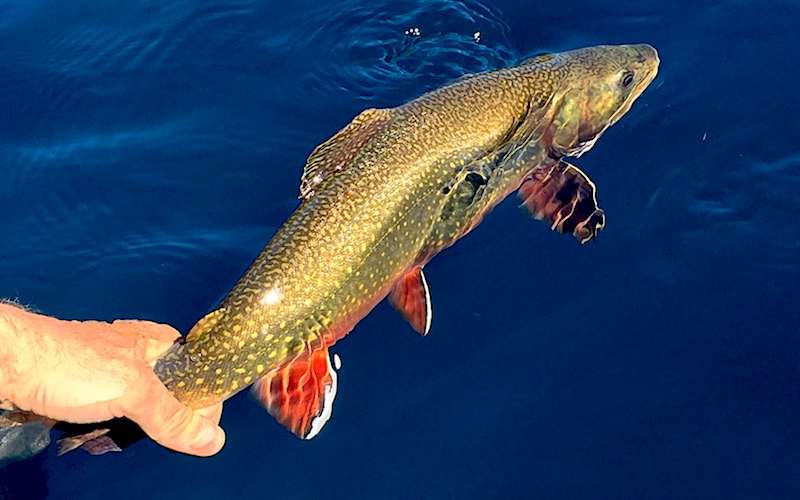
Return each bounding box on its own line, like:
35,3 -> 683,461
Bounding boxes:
621,71 -> 635,88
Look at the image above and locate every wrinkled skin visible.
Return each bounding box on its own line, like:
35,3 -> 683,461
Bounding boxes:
0,305 -> 224,456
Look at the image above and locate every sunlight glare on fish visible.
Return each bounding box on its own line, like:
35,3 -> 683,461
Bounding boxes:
260,287 -> 281,306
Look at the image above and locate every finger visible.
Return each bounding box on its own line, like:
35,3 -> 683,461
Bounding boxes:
110,320 -> 182,344
121,377 -> 225,457
143,337 -> 180,365
106,320 -> 182,364
197,403 -> 223,425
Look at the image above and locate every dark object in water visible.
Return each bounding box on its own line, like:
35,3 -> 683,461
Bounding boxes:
0,412 -> 55,468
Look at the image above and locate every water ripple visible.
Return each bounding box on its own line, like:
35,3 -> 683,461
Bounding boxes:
640,150 -> 800,280
39,0 -> 260,77
300,0 -> 516,102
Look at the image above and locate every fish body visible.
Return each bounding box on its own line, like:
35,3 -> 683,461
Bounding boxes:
155,44 -> 659,439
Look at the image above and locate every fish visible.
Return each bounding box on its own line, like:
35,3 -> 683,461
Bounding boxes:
149,43 -> 660,440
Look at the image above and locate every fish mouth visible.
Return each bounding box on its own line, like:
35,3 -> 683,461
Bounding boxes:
634,43 -> 660,91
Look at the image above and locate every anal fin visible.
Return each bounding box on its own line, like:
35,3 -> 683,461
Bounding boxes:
250,345 -> 341,440
518,160 -> 605,244
388,266 -> 432,335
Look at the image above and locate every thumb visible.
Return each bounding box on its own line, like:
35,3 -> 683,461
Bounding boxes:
121,377 -> 225,457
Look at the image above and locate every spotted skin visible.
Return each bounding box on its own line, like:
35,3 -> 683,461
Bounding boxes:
155,44 -> 659,410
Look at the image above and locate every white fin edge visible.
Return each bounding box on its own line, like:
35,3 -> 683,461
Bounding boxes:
304,352 -> 340,440
420,268 -> 432,335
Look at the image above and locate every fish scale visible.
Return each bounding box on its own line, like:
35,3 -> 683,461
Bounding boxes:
153,44 -> 659,439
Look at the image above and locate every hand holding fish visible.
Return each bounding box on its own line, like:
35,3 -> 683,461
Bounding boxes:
0,303 -> 225,456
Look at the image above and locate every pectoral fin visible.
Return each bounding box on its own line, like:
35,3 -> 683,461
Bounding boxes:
388,266 -> 432,335
250,346 -> 341,440
518,161 -> 605,244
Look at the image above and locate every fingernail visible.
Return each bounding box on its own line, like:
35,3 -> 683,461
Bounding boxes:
190,422 -> 222,451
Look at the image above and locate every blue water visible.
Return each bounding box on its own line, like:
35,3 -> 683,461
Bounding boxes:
1,0 -> 799,498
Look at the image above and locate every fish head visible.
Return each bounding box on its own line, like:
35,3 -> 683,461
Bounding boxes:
546,43 -> 659,158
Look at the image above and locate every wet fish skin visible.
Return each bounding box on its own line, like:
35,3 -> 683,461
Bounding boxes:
154,44 -> 659,423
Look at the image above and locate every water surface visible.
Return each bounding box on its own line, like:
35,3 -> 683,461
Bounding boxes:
1,0 -> 798,498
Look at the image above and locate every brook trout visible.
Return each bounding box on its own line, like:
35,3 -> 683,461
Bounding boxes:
155,44 -> 659,439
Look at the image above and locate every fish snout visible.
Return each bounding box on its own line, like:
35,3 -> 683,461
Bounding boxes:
630,43 -> 660,79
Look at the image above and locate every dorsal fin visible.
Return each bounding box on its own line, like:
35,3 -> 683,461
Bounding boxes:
250,345 -> 341,440
185,308 -> 227,342
299,108 -> 393,199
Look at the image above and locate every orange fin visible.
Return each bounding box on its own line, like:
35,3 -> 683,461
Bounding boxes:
518,160 -> 605,244
388,266 -> 432,335
299,108 -> 393,199
250,346 -> 341,440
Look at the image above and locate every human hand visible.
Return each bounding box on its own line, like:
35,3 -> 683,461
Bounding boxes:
0,306 -> 225,456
